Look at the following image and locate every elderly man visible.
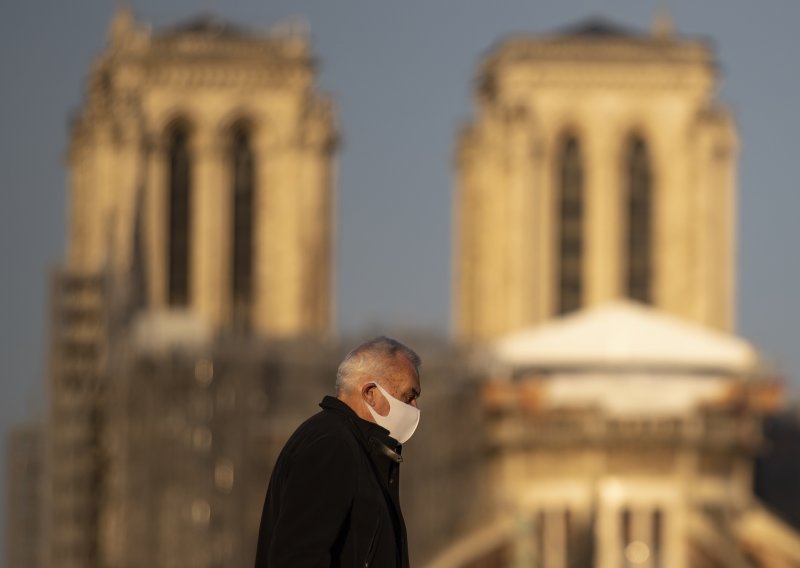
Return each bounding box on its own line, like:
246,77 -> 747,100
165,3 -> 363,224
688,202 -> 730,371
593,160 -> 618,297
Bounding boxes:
255,336 -> 422,568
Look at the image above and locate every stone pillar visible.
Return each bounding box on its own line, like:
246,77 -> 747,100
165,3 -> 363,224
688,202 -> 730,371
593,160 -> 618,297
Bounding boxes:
662,504 -> 687,568
596,482 -> 623,568
537,131 -> 556,321
653,118 -> 692,320
543,509 -> 567,568
146,138 -> 167,308
191,126 -> 225,328
528,133 -> 547,325
297,110 -> 335,335
586,116 -> 623,306
506,108 -> 533,331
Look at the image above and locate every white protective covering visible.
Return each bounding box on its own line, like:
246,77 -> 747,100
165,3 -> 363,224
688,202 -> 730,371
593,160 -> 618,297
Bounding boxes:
130,309 -> 213,355
493,300 -> 757,373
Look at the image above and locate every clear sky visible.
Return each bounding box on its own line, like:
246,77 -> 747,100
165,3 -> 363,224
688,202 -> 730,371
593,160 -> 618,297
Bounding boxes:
2,0 -> 799,551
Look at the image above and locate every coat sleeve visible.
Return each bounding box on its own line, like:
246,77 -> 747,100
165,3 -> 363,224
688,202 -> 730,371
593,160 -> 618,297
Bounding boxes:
265,433 -> 358,567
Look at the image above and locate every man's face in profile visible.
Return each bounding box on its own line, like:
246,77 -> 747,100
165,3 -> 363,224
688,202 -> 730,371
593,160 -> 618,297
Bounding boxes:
367,355 -> 421,417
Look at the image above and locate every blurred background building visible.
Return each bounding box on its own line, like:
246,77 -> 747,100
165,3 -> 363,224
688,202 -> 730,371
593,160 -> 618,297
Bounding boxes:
6,7 -> 800,568
35,7 -> 338,568
439,16 -> 800,568
5,423 -> 44,568
454,16 -> 736,342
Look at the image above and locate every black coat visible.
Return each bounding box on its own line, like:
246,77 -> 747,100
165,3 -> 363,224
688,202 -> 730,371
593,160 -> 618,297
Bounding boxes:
255,396 -> 410,568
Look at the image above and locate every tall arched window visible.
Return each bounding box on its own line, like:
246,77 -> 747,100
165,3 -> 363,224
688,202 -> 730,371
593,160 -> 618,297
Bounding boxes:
230,123 -> 255,329
625,136 -> 653,303
166,122 -> 192,307
557,135 -> 584,315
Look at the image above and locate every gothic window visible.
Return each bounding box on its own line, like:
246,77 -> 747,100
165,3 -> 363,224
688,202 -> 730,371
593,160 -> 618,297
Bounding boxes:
557,135 -> 584,315
625,136 -> 653,303
167,122 -> 192,307
230,124 -> 255,329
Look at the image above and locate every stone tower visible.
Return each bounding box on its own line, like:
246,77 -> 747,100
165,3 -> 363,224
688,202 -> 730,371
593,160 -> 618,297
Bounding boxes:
454,18 -> 737,343
67,6 -> 337,336
44,8 -> 336,568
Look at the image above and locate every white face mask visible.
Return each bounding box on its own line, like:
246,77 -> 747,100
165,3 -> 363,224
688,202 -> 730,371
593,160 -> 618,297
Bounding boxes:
365,382 -> 420,444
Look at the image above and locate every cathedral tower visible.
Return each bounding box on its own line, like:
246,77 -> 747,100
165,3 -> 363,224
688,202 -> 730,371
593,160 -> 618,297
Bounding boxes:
454,19 -> 737,342
44,9 -> 336,568
68,7 -> 337,336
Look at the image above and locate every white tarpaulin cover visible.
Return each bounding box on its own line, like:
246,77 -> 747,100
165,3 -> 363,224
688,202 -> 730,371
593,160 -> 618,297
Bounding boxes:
492,300 -> 757,372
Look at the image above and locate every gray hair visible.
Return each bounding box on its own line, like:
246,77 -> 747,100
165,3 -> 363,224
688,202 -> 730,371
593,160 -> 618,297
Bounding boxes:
335,336 -> 421,394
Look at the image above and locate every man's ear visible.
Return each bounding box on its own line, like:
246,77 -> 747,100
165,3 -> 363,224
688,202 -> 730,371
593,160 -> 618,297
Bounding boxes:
362,382 -> 376,407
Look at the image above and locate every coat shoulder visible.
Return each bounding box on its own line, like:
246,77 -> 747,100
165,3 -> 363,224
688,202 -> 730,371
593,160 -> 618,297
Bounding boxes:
281,408 -> 362,467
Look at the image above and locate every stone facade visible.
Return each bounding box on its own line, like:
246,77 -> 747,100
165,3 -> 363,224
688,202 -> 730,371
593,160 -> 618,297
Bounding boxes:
440,17 -> 800,567
41,8 -> 337,568
67,7 -> 337,336
5,423 -> 44,568
454,19 -> 737,343
44,269 -> 110,568
102,335 -> 339,568
428,303 -> 800,568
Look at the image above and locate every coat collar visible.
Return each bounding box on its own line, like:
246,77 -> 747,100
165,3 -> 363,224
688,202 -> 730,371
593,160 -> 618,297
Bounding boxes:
319,395 -> 403,462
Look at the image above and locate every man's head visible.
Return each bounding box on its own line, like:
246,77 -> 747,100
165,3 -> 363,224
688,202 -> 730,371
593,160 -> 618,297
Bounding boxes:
336,336 -> 421,429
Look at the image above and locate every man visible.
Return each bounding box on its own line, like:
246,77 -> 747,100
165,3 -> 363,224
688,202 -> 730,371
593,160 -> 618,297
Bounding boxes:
255,336 -> 422,567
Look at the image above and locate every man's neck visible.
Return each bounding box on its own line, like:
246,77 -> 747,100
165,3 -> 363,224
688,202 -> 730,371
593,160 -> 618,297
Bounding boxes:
337,392 -> 375,424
